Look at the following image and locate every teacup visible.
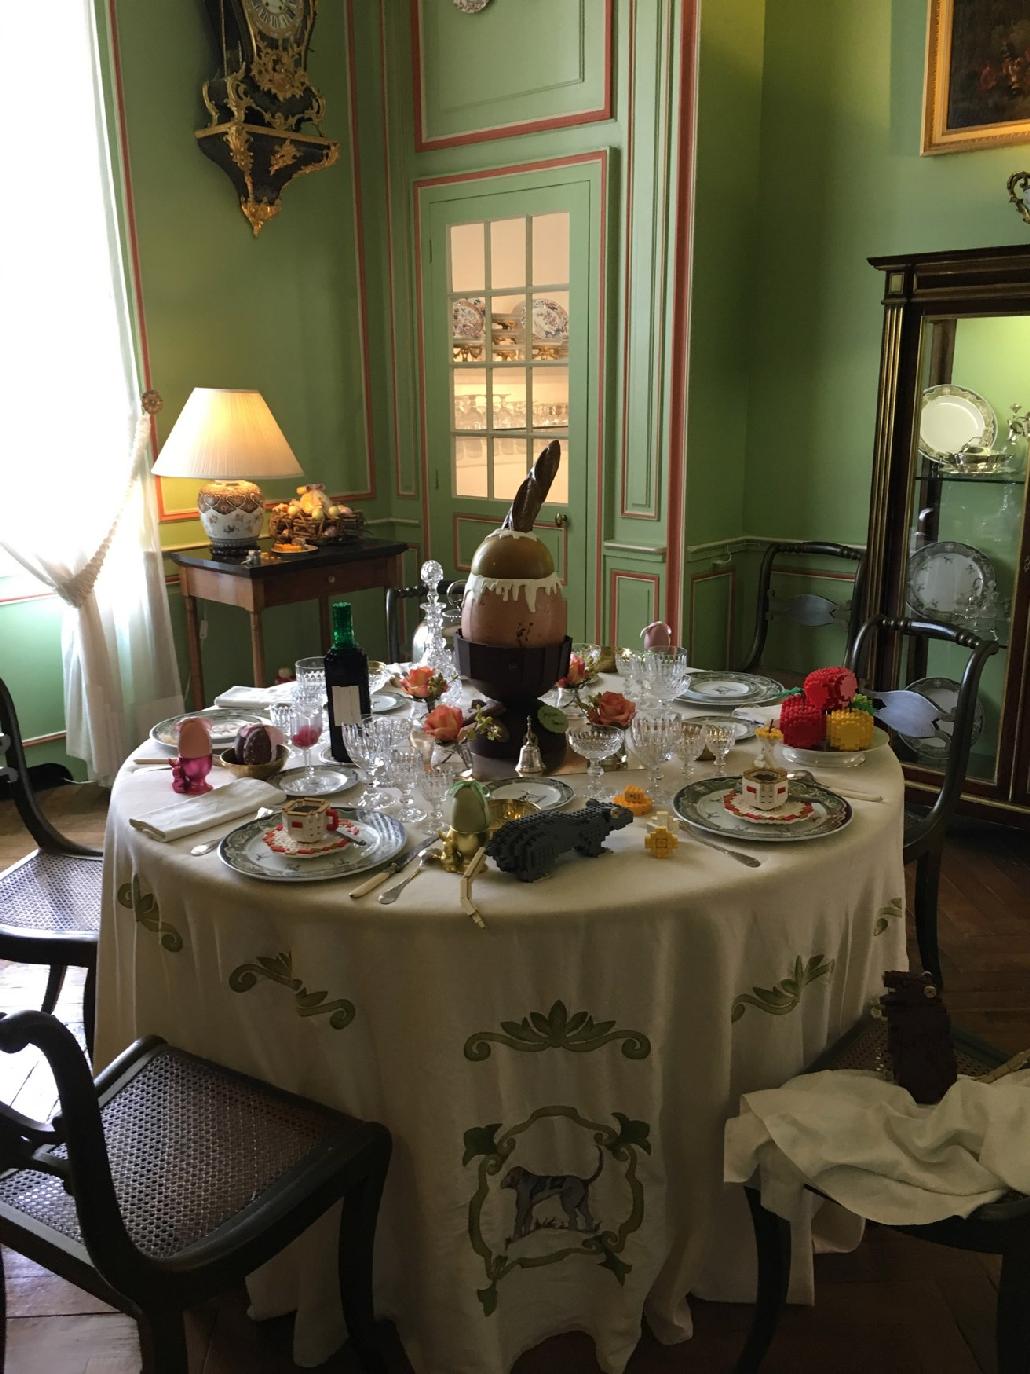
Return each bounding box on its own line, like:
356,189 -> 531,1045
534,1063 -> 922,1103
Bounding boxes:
281,797 -> 340,848
740,765 -> 789,812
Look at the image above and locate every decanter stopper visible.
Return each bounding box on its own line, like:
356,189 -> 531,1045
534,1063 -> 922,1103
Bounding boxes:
515,717 -> 545,776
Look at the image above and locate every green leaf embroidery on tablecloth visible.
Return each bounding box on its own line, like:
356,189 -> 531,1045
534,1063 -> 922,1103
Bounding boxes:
463,999 -> 651,1060
731,954 -> 835,1023
464,1104 -> 651,1315
228,951 -> 355,1030
874,896 -> 905,936
116,875 -> 183,953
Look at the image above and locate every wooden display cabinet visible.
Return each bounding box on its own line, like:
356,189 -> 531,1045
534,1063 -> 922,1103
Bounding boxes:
864,244 -> 1030,826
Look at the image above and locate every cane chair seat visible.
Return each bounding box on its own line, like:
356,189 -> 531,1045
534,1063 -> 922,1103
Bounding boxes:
0,1043 -> 370,1262
811,1012 -> 1002,1080
0,850 -> 102,938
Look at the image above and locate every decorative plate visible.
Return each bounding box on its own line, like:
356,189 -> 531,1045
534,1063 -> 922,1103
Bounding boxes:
919,385 -> 997,463
782,725 -> 891,770
150,707 -> 267,751
678,672 -> 784,708
220,809 -> 405,883
451,297 -> 486,340
262,816 -> 363,859
895,677 -> 983,763
682,715 -> 756,742
273,764 -> 359,797
371,692 -> 402,713
673,776 -> 852,843
906,541 -> 998,623
513,297 -> 569,341
482,777 -> 575,812
723,793 -> 814,825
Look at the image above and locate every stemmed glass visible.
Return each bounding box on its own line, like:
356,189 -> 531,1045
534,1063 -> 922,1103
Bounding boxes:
388,744 -> 428,823
641,648 -> 691,706
289,698 -> 328,794
295,657 -> 326,703
568,723 -> 623,800
704,722 -> 736,778
341,721 -> 390,809
419,767 -> 453,832
615,648 -> 644,700
679,721 -> 706,782
628,713 -> 680,806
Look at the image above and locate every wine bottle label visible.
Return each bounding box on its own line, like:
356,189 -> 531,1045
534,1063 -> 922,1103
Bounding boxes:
332,685 -> 362,725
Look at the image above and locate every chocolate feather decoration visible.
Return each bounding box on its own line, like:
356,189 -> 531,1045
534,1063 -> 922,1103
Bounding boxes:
502,439 -> 562,533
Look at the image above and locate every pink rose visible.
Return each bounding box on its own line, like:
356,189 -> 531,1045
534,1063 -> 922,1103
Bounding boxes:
400,665 -> 446,700
423,704 -> 464,743
587,691 -> 636,729
558,653 -> 588,689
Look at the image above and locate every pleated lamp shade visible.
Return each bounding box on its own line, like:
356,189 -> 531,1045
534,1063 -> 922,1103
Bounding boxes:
152,388 -> 303,557
152,387 -> 302,480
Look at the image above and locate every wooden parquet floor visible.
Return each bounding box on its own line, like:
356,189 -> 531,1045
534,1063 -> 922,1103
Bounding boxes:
0,787 -> 1027,1373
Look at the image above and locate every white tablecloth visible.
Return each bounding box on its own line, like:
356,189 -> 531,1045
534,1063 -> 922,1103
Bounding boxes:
96,688 -> 906,1374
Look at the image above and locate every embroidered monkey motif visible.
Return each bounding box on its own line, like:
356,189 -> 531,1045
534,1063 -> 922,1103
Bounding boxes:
501,1147 -> 604,1244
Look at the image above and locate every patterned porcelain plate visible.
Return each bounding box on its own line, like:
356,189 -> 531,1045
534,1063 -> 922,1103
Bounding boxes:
150,708 -> 267,751
680,715 -> 756,742
678,672 -> 784,708
673,776 -> 852,843
906,540 -> 997,623
482,777 -> 576,812
451,297 -> 486,340
371,692 -> 403,713
219,809 -> 405,883
895,677 -> 983,763
919,384 -> 997,463
513,297 -> 569,341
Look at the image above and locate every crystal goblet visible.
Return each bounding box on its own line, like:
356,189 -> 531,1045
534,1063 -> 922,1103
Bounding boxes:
387,745 -> 428,823
679,720 -> 706,781
419,767 -> 453,832
288,697 -> 329,795
627,712 -> 680,806
641,647 -> 691,706
704,721 -> 736,777
295,656 -> 327,705
568,723 -> 623,800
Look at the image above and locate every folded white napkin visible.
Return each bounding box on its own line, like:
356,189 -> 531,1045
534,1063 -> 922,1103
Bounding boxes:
725,1067 -> 1030,1227
212,683 -> 296,711
128,778 -> 285,842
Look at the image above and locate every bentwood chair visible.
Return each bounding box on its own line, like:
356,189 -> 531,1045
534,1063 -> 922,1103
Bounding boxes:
734,1013 -> 1030,1374
385,577 -> 465,663
847,615 -> 999,987
0,676 -> 100,1054
740,542 -> 866,674
0,1011 -> 391,1374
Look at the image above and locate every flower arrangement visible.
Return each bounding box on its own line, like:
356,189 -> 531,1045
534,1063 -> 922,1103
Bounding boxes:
398,665 -> 449,709
586,691 -> 636,729
422,701 -> 507,747
557,652 -> 591,691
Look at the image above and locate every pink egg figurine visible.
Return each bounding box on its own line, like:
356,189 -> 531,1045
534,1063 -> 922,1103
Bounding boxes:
172,716 -> 213,794
641,621 -> 673,650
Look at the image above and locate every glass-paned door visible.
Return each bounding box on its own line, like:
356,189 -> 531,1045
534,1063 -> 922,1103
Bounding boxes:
422,173 -> 599,640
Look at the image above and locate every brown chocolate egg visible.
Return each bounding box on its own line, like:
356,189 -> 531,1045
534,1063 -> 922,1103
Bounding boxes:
461,529 -> 567,647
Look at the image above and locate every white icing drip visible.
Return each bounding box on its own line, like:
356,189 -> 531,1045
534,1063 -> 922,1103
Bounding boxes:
484,528 -> 539,541
464,571 -> 563,615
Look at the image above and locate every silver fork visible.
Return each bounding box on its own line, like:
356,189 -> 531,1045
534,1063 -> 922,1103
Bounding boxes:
378,849 -> 440,904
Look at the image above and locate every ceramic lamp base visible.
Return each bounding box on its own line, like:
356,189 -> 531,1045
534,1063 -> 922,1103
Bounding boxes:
197,479 -> 265,556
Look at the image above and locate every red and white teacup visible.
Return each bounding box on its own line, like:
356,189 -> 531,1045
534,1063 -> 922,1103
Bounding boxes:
280,798 -> 340,847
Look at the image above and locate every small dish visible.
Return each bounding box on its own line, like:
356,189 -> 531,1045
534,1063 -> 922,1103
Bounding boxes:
271,542 -> 318,558
482,777 -> 575,812
219,744 -> 289,780
262,819 -> 362,860
274,764 -> 360,797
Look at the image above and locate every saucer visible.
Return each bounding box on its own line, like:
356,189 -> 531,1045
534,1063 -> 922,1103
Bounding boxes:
262,819 -> 361,859
723,793 -> 814,825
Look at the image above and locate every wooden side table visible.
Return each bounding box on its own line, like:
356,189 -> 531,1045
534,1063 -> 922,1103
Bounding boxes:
170,538 -> 408,708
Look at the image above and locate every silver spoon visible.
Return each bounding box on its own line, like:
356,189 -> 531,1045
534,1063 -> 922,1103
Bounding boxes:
189,807 -> 277,856
785,769 -> 883,802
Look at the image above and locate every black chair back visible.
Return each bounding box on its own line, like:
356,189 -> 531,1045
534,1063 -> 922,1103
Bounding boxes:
385,578 -> 465,664
0,676 -> 98,858
741,541 -> 866,674
847,615 -> 999,856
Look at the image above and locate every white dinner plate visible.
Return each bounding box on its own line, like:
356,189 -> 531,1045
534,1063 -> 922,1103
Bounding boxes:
679,672 -> 783,708
219,808 -> 405,883
482,777 -> 575,811
919,385 -> 997,463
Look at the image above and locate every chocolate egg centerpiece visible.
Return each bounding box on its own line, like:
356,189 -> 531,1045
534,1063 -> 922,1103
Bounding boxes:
461,440 -> 567,647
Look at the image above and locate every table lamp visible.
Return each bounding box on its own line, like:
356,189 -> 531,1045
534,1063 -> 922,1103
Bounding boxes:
152,387 -> 303,558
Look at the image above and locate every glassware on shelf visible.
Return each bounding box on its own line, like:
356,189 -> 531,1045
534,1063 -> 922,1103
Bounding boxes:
703,722 -> 736,777
568,723 -> 623,800
627,713 -> 680,805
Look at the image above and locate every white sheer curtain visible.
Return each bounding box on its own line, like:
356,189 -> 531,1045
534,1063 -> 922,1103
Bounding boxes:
1,0 -> 182,781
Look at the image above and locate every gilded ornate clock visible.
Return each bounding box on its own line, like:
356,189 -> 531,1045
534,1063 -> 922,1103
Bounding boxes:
196,0 -> 338,235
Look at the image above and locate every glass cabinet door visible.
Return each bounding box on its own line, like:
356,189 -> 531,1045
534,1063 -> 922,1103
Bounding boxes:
899,313 -> 1030,786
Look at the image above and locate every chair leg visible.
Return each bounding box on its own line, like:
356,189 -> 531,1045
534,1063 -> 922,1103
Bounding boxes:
1,1244 -> 7,1374
996,1243 -> 1030,1374
136,1306 -> 188,1374
82,962 -> 96,1060
40,964 -> 67,1015
340,1143 -> 391,1374
734,1187 -> 791,1374
914,847 -> 944,988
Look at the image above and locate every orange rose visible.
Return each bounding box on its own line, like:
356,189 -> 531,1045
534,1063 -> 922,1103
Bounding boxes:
400,665 -> 446,700
423,704 -> 464,743
587,691 -> 636,729
557,653 -> 588,689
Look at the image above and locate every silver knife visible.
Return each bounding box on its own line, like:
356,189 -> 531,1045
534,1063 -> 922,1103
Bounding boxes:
350,836 -> 437,899
377,846 -> 441,904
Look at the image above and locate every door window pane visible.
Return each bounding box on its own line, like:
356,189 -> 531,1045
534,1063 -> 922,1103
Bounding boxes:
531,366 -> 568,428
492,369 -> 526,429
451,297 -> 486,361
533,435 -> 568,505
494,437 -> 529,501
449,223 -> 485,293
490,218 -> 526,289
455,436 -> 488,497
532,212 -> 570,286
490,293 -> 526,361
530,292 -> 569,360
452,368 -> 487,430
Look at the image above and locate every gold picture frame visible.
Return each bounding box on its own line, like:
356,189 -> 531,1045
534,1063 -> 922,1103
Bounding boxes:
923,0 -> 1030,155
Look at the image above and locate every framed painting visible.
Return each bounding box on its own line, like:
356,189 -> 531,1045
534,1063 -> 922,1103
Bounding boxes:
923,0 -> 1030,154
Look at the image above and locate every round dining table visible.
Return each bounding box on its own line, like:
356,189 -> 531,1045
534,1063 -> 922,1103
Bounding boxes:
96,680 -> 907,1374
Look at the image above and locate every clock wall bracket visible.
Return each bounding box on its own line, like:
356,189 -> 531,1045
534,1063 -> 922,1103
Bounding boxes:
196,0 -> 339,236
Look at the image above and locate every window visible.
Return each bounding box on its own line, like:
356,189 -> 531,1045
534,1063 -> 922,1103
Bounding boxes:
448,212 -> 571,504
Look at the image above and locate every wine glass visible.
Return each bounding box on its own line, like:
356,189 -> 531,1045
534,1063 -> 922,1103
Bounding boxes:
568,723 -> 623,800
641,648 -> 691,706
341,721 -> 387,809
419,766 -> 453,832
628,712 -> 680,806
289,697 -> 328,794
295,657 -> 326,703
614,648 -> 644,699
704,721 -> 736,778
679,720 -> 706,782
387,745 -> 428,823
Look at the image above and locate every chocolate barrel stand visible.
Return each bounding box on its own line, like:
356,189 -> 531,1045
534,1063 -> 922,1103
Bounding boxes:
455,634 -> 572,772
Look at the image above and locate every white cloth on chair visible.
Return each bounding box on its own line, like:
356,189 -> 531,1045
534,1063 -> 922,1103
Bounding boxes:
725,1067 -> 1030,1226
